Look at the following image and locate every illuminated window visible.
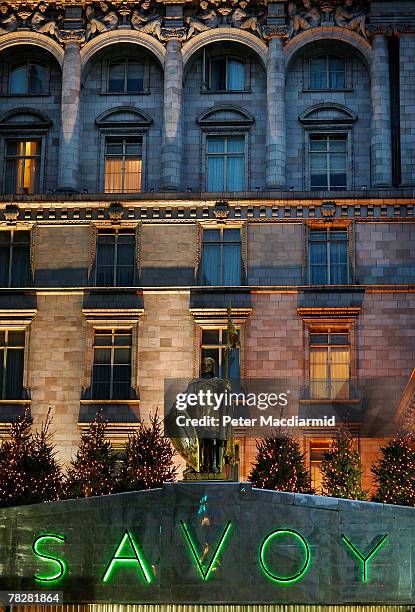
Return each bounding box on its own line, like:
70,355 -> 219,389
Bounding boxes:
309,328 -> 350,400
107,58 -> 145,93
9,61 -> 47,94
91,329 -> 132,400
200,227 -> 241,286
0,230 -> 31,287
309,55 -> 346,90
200,328 -> 240,380
206,136 -> 245,192
309,441 -> 330,493
4,140 -> 41,195
94,228 -> 136,287
309,134 -> 348,191
0,330 -> 25,400
207,56 -> 245,91
104,137 -> 142,193
309,227 -> 349,285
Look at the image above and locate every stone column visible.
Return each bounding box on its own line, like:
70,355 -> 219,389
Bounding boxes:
58,41 -> 81,192
399,33 -> 415,186
370,34 -> 393,187
161,38 -> 183,191
265,35 -> 286,190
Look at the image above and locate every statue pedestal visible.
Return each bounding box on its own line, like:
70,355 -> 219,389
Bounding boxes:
182,470 -> 234,481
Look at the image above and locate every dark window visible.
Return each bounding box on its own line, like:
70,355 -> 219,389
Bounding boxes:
107,58 -> 144,93
309,134 -> 347,191
0,330 -> 25,400
105,137 -> 142,193
309,329 -> 350,400
201,328 -> 240,379
9,61 -> 47,95
310,442 -> 331,493
4,140 -> 41,195
91,329 -> 132,400
206,136 -> 245,192
207,56 -> 245,91
201,227 -> 241,286
309,55 -> 346,90
95,228 -> 136,287
0,230 -> 31,287
309,227 -> 348,285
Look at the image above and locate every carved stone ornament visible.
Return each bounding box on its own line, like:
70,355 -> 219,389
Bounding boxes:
108,202 -> 124,222
321,201 -> 336,218
213,200 -> 230,221
4,204 -> 19,224
287,0 -> 369,41
0,2 -> 64,40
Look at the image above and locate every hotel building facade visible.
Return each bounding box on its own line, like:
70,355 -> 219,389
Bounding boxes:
0,0 -> 414,493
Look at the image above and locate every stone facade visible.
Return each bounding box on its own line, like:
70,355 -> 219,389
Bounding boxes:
0,0 -> 414,492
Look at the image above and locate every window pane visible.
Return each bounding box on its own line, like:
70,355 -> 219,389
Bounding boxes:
201,243 -> 221,285
28,64 -> 46,94
310,347 -> 328,399
330,173 -> 347,189
207,138 -> 225,154
202,330 -> 220,344
227,137 -> 244,153
227,59 -> 244,90
210,58 -> 226,90
123,158 -> 142,192
203,229 -> 220,242
310,57 -> 327,89
310,153 -> 327,172
0,246 -> 10,286
207,155 -> 225,191
127,61 -> 144,91
227,155 -> 244,191
105,158 -> 123,193
108,61 -> 125,92
223,228 -> 241,242
11,245 -> 31,286
10,65 -> 27,94
223,243 -> 241,285
330,138 -> 347,152
5,348 -> 24,399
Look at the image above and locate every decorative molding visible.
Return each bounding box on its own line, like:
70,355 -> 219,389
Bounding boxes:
297,306 -> 361,318
108,201 -> 124,222
4,204 -> 19,224
189,307 -> 252,325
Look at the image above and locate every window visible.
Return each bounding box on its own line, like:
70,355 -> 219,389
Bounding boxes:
206,136 -> 245,192
309,227 -> 348,285
309,328 -> 350,400
104,137 -> 142,193
0,230 -> 31,287
309,134 -> 348,191
201,328 -> 240,380
9,61 -> 47,95
309,55 -> 346,90
91,329 -> 132,400
207,56 -> 245,91
107,59 -> 144,93
4,140 -> 41,194
0,330 -> 25,400
200,227 -> 241,286
94,228 -> 136,287
309,442 -> 330,493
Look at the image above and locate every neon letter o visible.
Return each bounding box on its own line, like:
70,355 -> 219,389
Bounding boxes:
259,529 -> 311,584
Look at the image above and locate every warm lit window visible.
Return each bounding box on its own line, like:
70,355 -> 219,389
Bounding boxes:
206,136 -> 245,192
0,230 -> 31,288
207,56 -> 245,91
4,140 -> 41,195
309,55 -> 346,90
309,134 -> 348,191
107,58 -> 144,93
104,137 -> 142,193
309,328 -> 350,400
0,330 -> 25,400
9,61 -> 47,94
200,227 -> 241,286
91,329 -> 132,400
94,228 -> 136,287
309,227 -> 349,285
201,328 -> 240,380
310,442 -> 330,493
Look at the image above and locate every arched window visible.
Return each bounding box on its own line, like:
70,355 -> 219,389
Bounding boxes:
107,58 -> 145,93
207,56 -> 245,92
9,62 -> 47,95
309,54 -> 346,90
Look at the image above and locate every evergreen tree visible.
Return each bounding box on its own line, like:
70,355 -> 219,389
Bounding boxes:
249,430 -> 312,493
320,427 -> 366,500
117,412 -> 177,491
371,436 -> 415,506
65,413 -> 117,498
0,409 -> 63,507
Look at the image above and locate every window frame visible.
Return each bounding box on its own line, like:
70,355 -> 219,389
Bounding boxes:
93,226 -> 137,287
199,324 -> 241,380
308,326 -> 351,400
304,129 -> 353,192
203,132 -> 249,192
104,135 -> 143,194
0,328 -> 27,401
98,129 -> 148,193
303,51 -> 352,93
0,228 -> 32,288
1,134 -> 46,195
203,52 -> 250,93
308,225 -> 350,285
90,327 -> 134,401
199,225 -> 243,286
101,53 -> 150,95
6,59 -> 50,97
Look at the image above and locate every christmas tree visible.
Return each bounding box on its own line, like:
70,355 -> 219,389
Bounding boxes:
0,409 -> 63,507
371,436 -> 415,506
65,413 -> 117,498
117,412 -> 177,492
249,430 -> 312,493
320,427 -> 366,500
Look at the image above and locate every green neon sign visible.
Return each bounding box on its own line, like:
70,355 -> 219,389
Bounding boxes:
259,529 -> 311,585
341,534 -> 388,582
101,530 -> 152,584
180,520 -> 232,580
32,534 -> 67,584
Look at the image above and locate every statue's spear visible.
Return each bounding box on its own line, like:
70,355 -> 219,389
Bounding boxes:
224,304 -> 239,381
